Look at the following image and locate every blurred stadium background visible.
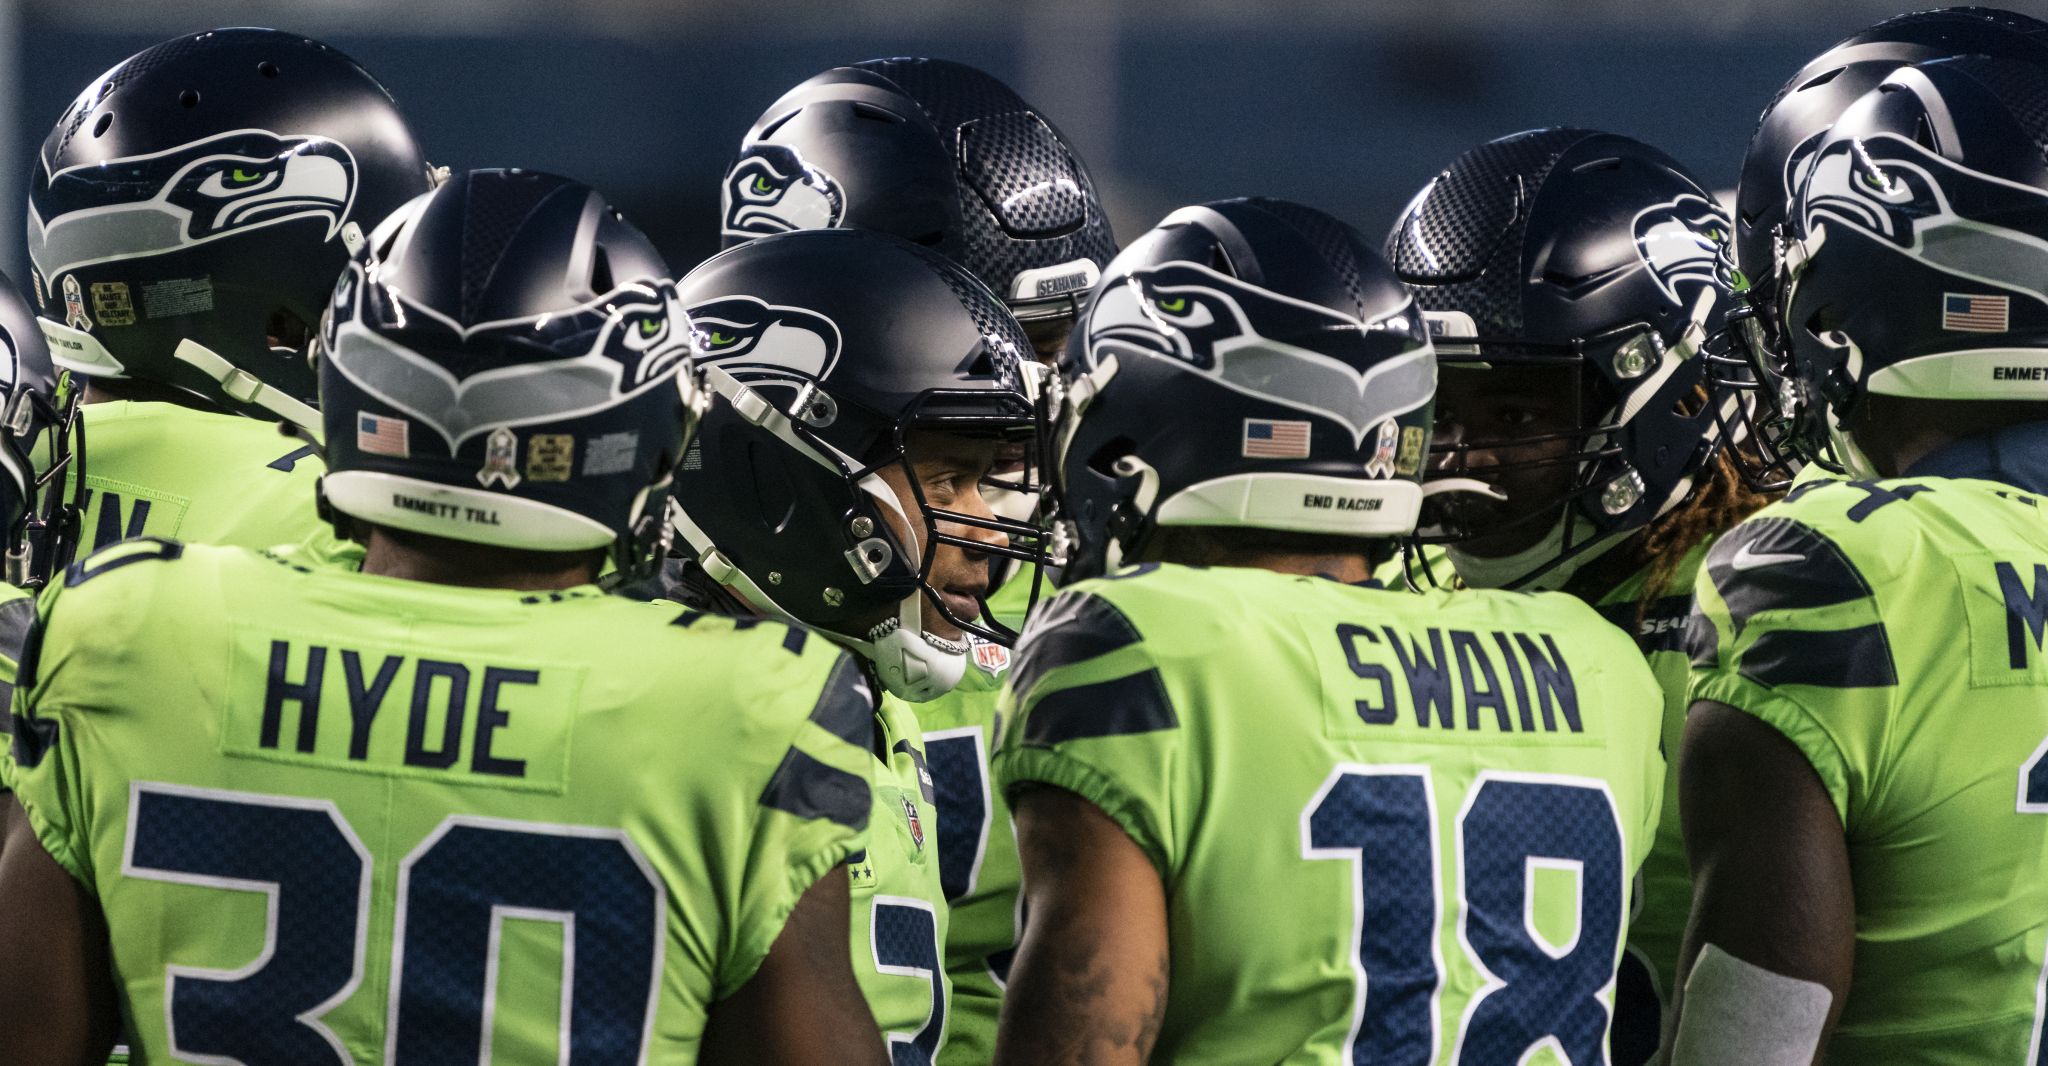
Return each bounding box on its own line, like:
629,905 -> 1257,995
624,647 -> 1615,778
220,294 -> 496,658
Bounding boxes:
0,0 -> 1977,280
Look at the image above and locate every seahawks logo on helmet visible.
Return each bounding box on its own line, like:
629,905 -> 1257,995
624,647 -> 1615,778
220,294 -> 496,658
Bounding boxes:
1631,193 -> 1736,306
1798,132 -> 2048,307
1085,261 -> 1433,448
687,295 -> 842,388
324,271 -> 693,448
721,144 -> 846,240
27,129 -> 358,278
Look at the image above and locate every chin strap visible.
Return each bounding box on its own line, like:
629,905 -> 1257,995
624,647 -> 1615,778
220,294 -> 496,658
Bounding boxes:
174,339 -> 322,440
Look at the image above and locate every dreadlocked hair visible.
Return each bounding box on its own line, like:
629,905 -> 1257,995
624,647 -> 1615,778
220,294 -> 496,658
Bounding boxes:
1631,447 -> 1778,623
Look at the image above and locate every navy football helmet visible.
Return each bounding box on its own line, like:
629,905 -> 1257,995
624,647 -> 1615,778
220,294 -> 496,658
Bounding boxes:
1056,198 -> 1433,580
313,170 -> 696,575
0,274 -> 81,588
28,28 -> 435,426
1776,54 -> 2048,475
720,58 -> 1116,352
669,228 -> 1050,701
1727,7 -> 2048,484
1386,129 -> 1738,590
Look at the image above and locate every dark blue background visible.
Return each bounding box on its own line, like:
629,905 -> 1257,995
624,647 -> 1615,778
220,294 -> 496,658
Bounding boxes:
14,20 -> 1846,279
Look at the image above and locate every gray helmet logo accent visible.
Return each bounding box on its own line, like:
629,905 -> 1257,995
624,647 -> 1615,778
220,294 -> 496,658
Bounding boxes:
686,295 -> 842,388
1800,132 -> 2048,309
28,128 -> 358,279
721,144 -> 847,240
1086,261 -> 1433,448
325,280 -> 692,449
1632,193 -> 1735,306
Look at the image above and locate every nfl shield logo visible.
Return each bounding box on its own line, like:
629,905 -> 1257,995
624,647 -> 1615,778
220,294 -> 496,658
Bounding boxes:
973,638 -> 1011,675
901,795 -> 925,852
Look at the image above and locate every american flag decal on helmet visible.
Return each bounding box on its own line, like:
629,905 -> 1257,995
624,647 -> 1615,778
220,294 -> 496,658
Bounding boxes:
1243,418 -> 1311,458
1943,293 -> 2009,333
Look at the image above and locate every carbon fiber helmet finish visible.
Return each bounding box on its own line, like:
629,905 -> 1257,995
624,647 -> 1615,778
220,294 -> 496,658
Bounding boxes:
721,58 -> 1116,316
1387,129 -> 1738,586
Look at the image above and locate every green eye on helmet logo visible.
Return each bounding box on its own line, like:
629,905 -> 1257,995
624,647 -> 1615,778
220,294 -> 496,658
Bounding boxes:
751,175 -> 774,196
707,331 -> 736,347
638,318 -> 662,337
1155,296 -> 1188,313
226,167 -> 266,186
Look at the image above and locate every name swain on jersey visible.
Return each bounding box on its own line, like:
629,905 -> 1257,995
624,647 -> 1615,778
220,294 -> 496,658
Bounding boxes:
1335,623 -> 1583,734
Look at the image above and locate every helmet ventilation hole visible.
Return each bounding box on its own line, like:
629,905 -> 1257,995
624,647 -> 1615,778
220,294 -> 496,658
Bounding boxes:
1798,66 -> 1846,92
92,113 -> 112,138
589,247 -> 615,294
911,231 -> 946,247
850,102 -> 903,123
258,61 -> 280,78
178,90 -> 200,108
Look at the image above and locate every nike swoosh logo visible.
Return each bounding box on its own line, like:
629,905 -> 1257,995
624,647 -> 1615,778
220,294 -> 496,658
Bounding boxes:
1731,544 -> 1804,571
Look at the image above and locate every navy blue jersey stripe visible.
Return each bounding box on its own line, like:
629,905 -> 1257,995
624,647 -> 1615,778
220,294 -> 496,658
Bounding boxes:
1011,591 -> 1144,702
1742,623 -> 1898,689
808,654 -> 875,749
1705,518 -> 1872,634
759,747 -> 870,830
1021,669 -> 1178,745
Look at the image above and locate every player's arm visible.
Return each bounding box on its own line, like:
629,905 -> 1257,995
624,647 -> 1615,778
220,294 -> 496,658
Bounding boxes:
0,794 -> 120,1064
1663,700 -> 1851,1066
993,784 -> 1169,1066
701,864 -> 885,1066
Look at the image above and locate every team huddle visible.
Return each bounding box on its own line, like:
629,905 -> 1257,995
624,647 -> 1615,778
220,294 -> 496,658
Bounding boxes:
0,6 -> 2043,1064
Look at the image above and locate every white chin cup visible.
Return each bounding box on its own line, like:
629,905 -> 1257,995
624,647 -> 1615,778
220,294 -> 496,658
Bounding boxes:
1444,507 -> 1633,591
850,612 -> 969,702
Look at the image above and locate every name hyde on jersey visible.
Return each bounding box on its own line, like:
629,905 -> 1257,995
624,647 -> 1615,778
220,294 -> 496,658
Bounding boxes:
229,633 -> 577,790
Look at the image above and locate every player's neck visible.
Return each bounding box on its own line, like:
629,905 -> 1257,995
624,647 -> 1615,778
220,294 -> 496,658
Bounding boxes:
82,376 -> 218,410
359,526 -> 600,591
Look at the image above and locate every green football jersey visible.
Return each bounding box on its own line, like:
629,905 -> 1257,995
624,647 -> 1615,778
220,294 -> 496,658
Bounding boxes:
919,638 -> 1017,1066
2,539 -> 874,1062
859,694 -> 952,1064
71,400 -> 327,553
1588,542 -> 1711,1054
995,563 -> 1665,1064
1686,443 -> 2048,1062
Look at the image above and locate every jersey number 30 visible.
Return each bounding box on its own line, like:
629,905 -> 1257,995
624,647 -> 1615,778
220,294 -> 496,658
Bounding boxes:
1303,766 -> 1626,1065
123,782 -> 662,1065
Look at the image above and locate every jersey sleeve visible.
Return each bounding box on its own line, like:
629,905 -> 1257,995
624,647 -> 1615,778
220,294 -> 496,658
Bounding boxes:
1682,502 -> 1901,825
717,646 -> 877,998
0,569 -> 113,884
993,583 -> 1185,881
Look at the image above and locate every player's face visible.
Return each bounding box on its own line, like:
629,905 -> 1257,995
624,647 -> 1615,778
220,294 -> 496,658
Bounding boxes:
875,430 -> 1010,642
1430,363 -> 1584,558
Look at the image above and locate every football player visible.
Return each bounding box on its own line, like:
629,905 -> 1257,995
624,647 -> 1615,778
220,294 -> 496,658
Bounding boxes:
667,227 -> 1054,1064
1717,7 -> 2048,490
0,170 -> 885,1064
25,28 -> 435,555
991,198 -> 1665,1063
719,58 -> 1117,1057
1383,129 -> 1772,1061
1673,54 -> 2048,1062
